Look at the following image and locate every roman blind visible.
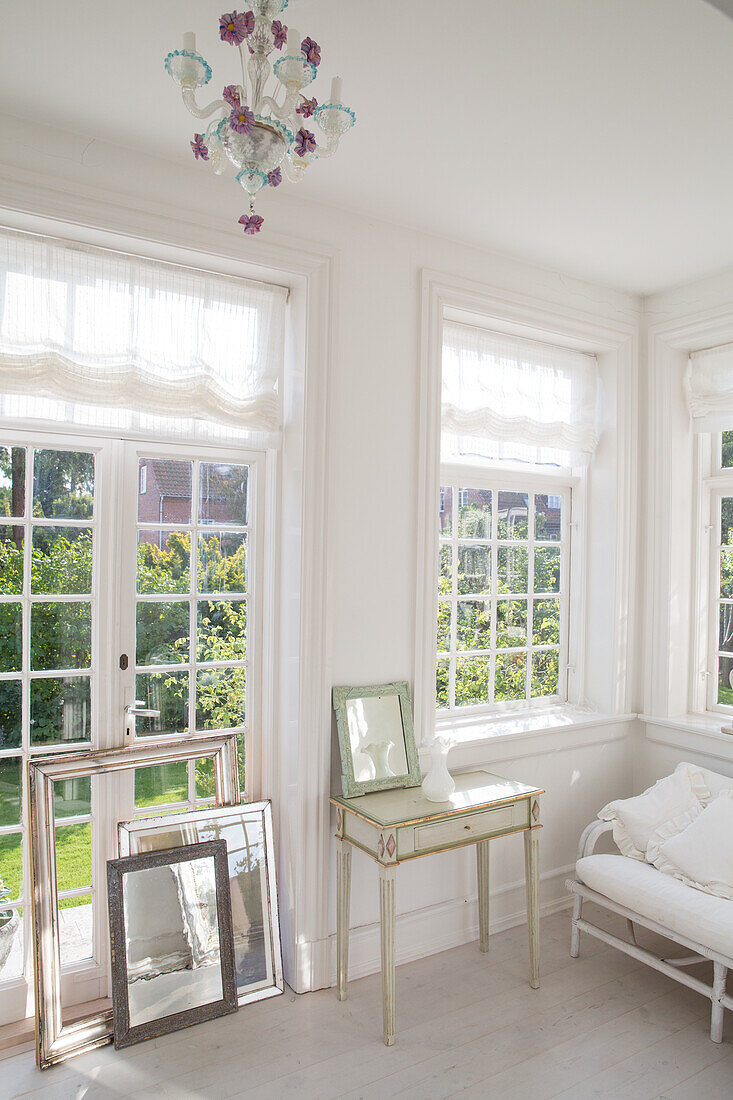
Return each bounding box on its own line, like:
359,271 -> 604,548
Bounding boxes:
685,345 -> 733,431
0,228 -> 287,442
441,322 -> 599,465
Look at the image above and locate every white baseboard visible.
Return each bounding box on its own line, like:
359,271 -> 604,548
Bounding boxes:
327,863 -> 575,987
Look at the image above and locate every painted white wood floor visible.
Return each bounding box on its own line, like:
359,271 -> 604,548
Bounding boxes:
4,907 -> 733,1099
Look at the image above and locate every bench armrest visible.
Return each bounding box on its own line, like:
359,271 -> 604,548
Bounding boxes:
577,819 -> 614,860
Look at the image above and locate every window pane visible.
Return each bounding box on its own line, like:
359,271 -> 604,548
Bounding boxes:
719,605 -> 733,654
458,546 -> 491,595
532,650 -> 559,697
199,462 -> 249,526
722,550 -> 733,599
723,431 -> 733,469
136,531 -> 190,595
134,672 -> 188,736
135,762 -> 188,810
717,655 -> 733,707
456,601 -> 491,651
439,545 -> 452,592
498,492 -> 529,539
195,757 -> 215,801
0,526 -> 23,593
0,757 -> 21,827
436,658 -> 449,708
723,498 -> 733,547
0,833 -> 22,901
30,676 -> 91,745
0,906 -> 23,980
198,532 -> 247,594
458,489 -> 492,540
437,600 -> 451,652
33,450 -> 94,519
196,667 -> 246,730
0,681 -> 21,749
439,486 -> 453,536
496,600 -> 527,648
136,601 -> 189,665
31,603 -> 91,670
0,447 -> 25,517
197,600 -> 247,663
0,602 -> 22,671
55,823 -> 91,895
533,598 -> 560,645
497,547 -> 528,593
31,527 -> 93,595
54,777 -> 91,819
495,652 -> 526,701
59,895 -> 93,966
535,494 -> 562,541
534,547 -> 561,593
138,459 -> 192,524
455,657 -> 490,706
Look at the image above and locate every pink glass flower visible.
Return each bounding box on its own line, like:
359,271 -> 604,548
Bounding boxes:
239,213 -> 264,235
294,127 -> 316,157
271,20 -> 287,49
219,10 -> 254,46
267,167 -> 282,188
191,133 -> 209,160
301,37 -> 321,67
296,96 -> 318,118
222,84 -> 240,107
229,104 -> 256,134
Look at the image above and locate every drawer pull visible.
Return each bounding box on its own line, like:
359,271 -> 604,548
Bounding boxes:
464,825 -> 471,830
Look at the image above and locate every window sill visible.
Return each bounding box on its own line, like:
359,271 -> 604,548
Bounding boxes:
428,707 -> 636,766
641,712 -> 733,762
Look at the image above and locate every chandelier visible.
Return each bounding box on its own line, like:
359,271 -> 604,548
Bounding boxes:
164,2 -> 356,235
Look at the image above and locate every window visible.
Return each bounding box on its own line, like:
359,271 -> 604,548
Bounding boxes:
704,431 -> 733,712
433,321 -> 598,720
0,229 -> 283,1026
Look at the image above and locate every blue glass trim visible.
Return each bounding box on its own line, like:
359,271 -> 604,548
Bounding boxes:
164,49 -> 213,86
236,168 -> 268,187
273,55 -> 318,83
254,114 -> 295,147
314,103 -> 357,126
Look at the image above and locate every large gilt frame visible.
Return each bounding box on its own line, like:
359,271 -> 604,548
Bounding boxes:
29,732 -> 240,1070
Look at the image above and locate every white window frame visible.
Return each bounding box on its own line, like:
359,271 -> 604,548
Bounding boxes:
0,424 -> 274,1028
436,466 -> 575,722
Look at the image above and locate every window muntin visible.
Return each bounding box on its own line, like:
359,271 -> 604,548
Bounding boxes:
437,481 -> 569,714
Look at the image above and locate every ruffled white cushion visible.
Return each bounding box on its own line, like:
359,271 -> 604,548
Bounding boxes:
575,854 -> 733,958
647,790 -> 733,899
598,762 -> 710,861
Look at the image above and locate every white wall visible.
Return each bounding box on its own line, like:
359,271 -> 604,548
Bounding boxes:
0,113 -> 642,989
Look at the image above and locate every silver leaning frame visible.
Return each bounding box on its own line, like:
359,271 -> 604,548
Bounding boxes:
29,732 -> 240,1070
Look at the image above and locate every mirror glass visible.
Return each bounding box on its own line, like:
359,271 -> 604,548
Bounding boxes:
346,694 -> 408,783
123,853 -> 222,1027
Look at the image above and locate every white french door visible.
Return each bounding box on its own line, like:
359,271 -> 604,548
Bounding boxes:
0,430 -> 263,1027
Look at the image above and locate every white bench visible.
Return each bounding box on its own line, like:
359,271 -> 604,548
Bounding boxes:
566,764 -> 733,1043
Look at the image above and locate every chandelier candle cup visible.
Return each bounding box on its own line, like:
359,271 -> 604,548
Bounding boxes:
165,6 -> 355,234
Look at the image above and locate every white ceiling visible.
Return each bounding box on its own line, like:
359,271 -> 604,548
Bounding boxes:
2,0 -> 733,294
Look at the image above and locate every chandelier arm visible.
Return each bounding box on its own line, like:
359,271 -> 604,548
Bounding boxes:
312,135 -> 340,160
238,45 -> 249,104
258,92 -> 297,121
181,87 -> 228,120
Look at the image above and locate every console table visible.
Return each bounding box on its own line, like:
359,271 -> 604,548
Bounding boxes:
331,769 -> 543,1045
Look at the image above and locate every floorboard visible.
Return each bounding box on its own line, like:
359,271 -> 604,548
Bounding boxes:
4,908 -> 732,1099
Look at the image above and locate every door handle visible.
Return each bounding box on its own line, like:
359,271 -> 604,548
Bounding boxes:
124,701 -> 161,737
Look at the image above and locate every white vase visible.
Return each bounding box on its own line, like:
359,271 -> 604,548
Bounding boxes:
421,738 -> 455,803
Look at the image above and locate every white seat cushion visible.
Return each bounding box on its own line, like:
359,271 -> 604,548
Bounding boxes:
576,853 -> 733,960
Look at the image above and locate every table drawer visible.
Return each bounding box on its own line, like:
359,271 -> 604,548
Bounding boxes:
412,801 -> 527,853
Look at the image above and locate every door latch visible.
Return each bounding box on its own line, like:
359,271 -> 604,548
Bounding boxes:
124,701 -> 161,738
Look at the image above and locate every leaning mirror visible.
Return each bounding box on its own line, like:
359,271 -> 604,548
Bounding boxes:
107,840 -> 237,1048
332,681 -> 420,796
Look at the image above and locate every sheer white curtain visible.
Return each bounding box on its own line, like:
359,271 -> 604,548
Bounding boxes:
686,345 -> 733,432
0,229 -> 287,443
442,322 -> 599,466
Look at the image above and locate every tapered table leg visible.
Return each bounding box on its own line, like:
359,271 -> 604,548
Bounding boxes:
379,864 -> 396,1046
336,838 -> 351,1002
524,828 -> 540,989
476,840 -> 490,953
